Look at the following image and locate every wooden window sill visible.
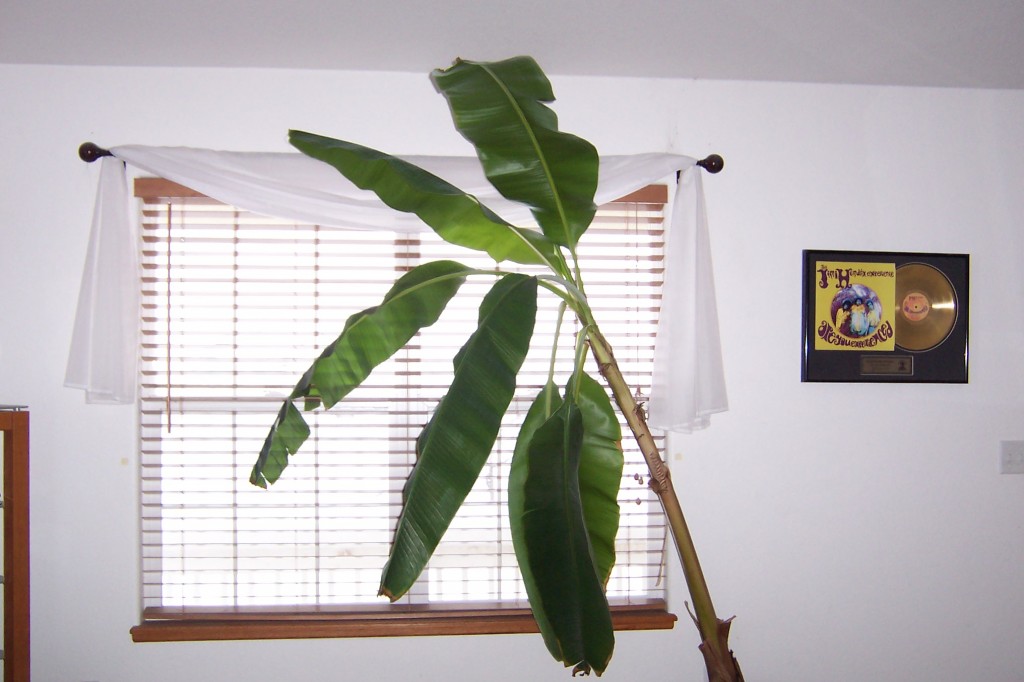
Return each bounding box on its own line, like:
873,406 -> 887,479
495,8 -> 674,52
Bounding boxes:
131,600 -> 676,642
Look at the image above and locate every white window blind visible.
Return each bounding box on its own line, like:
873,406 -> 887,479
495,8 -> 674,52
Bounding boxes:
136,179 -> 669,621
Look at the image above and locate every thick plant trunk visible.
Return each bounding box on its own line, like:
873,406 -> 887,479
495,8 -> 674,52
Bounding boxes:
700,618 -> 745,682
588,330 -> 744,682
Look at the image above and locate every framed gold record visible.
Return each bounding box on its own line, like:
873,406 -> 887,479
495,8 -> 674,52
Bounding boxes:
894,263 -> 957,351
802,250 -> 969,383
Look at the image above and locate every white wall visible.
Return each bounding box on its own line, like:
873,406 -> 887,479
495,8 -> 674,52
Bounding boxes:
1,62 -> 1022,682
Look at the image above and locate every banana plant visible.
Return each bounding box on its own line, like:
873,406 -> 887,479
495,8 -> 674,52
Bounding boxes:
251,56 -> 742,681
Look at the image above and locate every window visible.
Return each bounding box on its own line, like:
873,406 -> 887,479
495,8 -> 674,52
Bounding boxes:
131,178 -> 675,641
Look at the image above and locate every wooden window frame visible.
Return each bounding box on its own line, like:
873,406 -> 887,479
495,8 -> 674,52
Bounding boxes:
131,179 -> 676,642
132,599 -> 675,642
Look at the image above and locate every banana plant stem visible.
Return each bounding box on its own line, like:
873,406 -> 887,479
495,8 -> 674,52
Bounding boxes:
586,328 -> 727,667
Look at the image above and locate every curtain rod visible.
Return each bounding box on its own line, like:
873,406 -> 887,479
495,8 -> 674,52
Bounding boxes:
78,142 -> 724,173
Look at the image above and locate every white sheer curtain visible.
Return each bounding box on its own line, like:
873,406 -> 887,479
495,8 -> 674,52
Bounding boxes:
64,146 -> 727,432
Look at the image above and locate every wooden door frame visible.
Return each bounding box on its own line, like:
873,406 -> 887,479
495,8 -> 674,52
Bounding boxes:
1,409 -> 29,682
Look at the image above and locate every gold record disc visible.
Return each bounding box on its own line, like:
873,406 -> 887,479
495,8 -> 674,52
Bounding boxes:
895,263 -> 957,351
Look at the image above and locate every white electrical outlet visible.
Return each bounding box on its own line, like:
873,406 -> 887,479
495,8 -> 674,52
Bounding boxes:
1000,441 -> 1024,474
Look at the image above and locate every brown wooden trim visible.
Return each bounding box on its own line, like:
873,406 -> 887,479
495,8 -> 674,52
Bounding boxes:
1,410 -> 30,682
131,601 -> 676,642
134,177 -> 669,205
134,177 -> 208,199
613,185 -> 668,204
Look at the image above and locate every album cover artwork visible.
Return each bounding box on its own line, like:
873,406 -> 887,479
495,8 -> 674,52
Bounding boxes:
801,250 -> 969,383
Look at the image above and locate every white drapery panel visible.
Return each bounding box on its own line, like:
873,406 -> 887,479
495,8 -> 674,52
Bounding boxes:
65,146 -> 727,432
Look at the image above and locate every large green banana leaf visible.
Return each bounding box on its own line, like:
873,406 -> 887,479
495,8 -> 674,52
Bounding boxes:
289,130 -> 564,273
432,57 -> 599,250
512,393 -> 615,676
509,382 -> 564,658
571,372 -> 623,586
509,373 -> 622,645
379,273 -> 538,599
250,260 -> 472,488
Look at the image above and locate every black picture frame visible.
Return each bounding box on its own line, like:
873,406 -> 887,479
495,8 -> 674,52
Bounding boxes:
801,250 -> 969,383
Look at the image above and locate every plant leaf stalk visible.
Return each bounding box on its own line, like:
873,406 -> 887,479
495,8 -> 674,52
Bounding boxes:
585,326 -> 744,682
560,239 -> 741,679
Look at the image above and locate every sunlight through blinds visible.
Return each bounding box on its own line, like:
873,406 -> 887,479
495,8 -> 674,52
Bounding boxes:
136,179 -> 669,610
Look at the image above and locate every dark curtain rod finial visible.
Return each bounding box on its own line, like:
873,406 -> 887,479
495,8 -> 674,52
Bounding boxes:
696,154 -> 724,174
79,142 -> 113,163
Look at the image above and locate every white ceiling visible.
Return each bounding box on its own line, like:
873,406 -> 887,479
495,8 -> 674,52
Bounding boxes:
3,0 -> 1023,90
